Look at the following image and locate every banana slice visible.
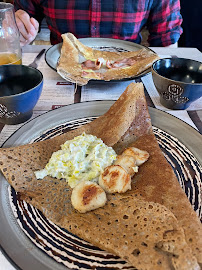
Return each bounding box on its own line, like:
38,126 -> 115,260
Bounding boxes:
99,165 -> 131,193
71,181 -> 107,213
122,147 -> 149,166
114,155 -> 138,176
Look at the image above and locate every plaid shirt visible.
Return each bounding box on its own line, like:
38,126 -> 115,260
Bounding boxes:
14,0 -> 182,46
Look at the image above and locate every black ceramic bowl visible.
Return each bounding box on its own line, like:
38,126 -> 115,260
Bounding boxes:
152,58 -> 202,109
0,65 -> 43,124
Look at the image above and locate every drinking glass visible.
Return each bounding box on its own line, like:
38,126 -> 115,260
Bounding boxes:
0,3 -> 22,65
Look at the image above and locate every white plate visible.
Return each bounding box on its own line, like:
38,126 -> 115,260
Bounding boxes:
45,38 -> 155,79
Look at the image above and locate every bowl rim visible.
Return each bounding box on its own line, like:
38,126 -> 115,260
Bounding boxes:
151,57 -> 202,86
0,65 -> 43,99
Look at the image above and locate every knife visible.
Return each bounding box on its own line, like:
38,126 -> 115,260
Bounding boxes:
29,49 -> 46,68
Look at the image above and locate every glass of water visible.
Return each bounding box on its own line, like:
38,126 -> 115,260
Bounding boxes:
0,3 -> 22,65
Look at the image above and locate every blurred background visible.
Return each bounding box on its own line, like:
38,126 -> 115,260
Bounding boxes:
1,0 -> 202,51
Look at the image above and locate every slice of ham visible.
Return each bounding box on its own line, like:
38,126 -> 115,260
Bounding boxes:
107,56 -> 138,69
81,58 -> 105,70
81,55 -> 141,71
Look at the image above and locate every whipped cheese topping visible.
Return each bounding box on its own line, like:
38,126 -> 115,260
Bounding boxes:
35,133 -> 117,188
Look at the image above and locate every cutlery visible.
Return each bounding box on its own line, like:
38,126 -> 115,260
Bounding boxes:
29,49 -> 46,68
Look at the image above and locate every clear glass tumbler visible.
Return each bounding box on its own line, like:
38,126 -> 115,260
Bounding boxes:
0,3 -> 22,65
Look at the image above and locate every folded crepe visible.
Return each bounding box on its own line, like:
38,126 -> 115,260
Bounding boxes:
57,33 -> 159,85
0,83 -> 201,270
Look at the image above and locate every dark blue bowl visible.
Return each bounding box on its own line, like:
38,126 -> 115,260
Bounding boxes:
0,65 -> 43,124
152,58 -> 202,109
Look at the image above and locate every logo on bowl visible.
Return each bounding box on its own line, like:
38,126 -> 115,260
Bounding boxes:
162,84 -> 189,104
0,104 -> 20,118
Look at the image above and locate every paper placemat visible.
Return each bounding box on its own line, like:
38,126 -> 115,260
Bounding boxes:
166,110 -> 198,130
81,80 -> 136,102
0,251 -> 15,270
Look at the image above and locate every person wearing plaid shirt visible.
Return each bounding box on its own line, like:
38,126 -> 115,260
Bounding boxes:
14,0 -> 182,47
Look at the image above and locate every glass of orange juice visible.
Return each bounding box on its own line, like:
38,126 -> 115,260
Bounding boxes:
0,3 -> 22,65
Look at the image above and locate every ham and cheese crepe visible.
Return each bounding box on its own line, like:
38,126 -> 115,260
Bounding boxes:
0,83 -> 201,270
57,33 -> 159,85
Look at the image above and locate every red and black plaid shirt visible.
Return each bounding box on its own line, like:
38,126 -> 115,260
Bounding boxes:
14,0 -> 182,46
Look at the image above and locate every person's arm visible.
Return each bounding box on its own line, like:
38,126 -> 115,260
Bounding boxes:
14,0 -> 44,46
146,0 -> 182,47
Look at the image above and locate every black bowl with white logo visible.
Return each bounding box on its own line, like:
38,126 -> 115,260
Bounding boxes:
152,58 -> 202,109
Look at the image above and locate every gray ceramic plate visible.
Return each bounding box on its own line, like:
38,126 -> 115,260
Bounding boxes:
45,38 -> 155,80
0,101 -> 201,270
